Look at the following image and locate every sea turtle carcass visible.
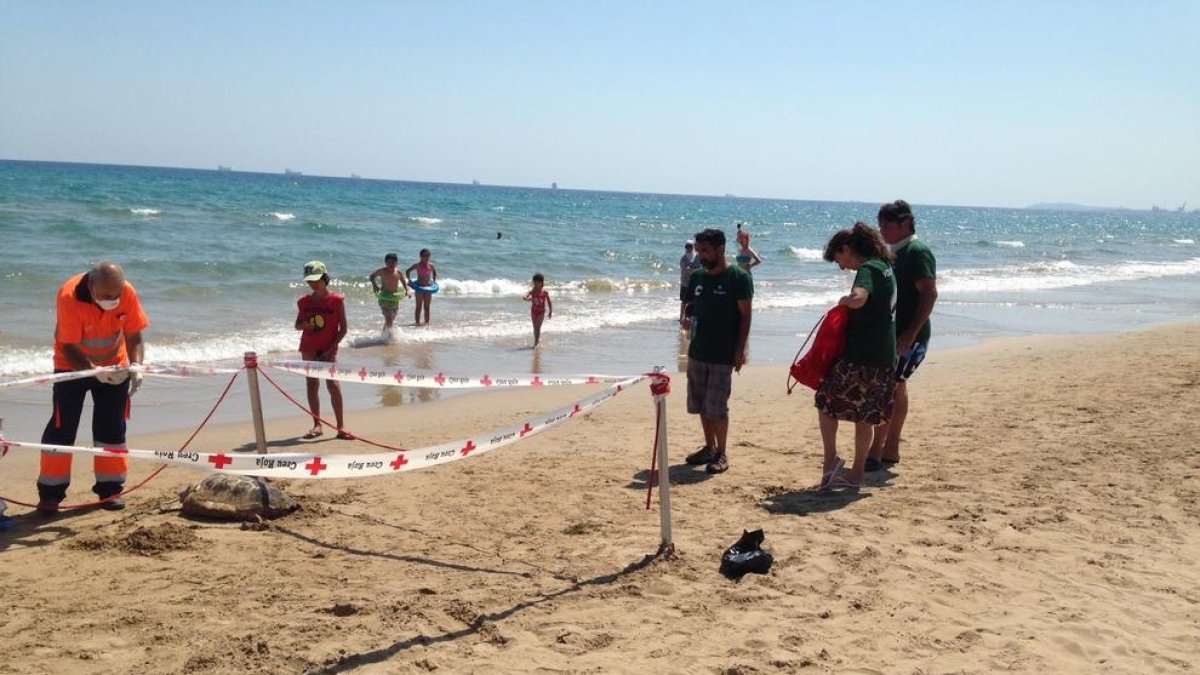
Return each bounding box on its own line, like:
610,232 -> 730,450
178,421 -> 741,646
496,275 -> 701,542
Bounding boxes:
180,473 -> 299,521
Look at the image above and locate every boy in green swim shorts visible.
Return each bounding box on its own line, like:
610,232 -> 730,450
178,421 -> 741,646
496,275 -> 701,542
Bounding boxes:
369,253 -> 410,336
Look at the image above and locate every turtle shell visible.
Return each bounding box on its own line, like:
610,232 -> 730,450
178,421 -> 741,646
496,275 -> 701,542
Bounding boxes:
180,473 -> 299,521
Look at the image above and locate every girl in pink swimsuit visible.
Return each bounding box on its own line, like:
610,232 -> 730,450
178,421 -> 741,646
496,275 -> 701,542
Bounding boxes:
524,273 -> 553,347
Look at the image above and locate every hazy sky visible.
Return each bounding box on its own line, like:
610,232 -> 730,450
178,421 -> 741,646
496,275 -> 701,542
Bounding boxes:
2,1 -> 1197,209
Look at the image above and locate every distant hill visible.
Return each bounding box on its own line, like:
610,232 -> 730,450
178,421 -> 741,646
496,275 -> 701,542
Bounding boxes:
1025,202 -> 1122,213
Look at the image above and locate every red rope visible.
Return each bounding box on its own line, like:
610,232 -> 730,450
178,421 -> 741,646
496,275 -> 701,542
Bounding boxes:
645,405 -> 660,510
257,367 -> 409,453
644,372 -> 669,510
0,367 -> 244,511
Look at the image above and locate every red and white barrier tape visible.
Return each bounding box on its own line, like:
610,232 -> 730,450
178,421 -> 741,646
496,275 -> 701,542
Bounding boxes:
0,363 -> 241,391
266,359 -> 634,389
0,376 -> 644,479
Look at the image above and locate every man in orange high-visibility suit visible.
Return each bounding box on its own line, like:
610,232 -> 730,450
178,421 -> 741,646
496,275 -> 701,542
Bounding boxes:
37,261 -> 149,514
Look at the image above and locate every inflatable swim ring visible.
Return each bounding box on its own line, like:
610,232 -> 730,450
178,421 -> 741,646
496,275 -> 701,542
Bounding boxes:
410,281 -> 440,294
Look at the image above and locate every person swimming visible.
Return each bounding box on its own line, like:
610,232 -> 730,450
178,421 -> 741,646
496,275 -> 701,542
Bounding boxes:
734,225 -> 763,273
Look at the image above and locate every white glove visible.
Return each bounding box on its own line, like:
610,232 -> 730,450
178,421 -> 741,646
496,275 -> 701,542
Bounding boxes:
129,371 -> 144,397
96,369 -> 129,386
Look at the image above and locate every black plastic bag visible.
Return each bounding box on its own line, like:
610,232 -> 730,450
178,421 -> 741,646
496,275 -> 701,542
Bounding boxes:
720,529 -> 773,579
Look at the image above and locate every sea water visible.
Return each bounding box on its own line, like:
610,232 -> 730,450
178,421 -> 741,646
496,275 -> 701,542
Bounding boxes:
0,160 -> 1197,437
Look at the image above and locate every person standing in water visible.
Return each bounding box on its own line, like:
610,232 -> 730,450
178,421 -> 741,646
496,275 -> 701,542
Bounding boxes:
405,248 -> 438,325
369,252 -> 410,337
678,239 -> 702,321
734,224 -> 763,273
524,273 -> 553,347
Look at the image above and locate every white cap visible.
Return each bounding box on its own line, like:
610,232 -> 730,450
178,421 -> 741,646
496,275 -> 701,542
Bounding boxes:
685,239 -> 695,246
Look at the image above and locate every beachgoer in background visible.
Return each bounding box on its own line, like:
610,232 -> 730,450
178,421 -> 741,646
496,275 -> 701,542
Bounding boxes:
36,261 -> 149,514
524,273 -> 553,347
868,199 -> 938,469
296,261 -> 349,440
681,228 -> 753,475
734,224 -> 763,273
815,223 -> 896,490
369,252 -> 410,337
678,239 -> 701,321
406,248 -> 438,325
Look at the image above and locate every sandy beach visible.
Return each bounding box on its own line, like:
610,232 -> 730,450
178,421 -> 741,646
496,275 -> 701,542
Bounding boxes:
1,323 -> 1198,674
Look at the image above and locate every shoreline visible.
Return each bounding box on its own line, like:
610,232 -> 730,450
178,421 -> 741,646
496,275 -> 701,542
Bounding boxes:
2,316 -> 1198,446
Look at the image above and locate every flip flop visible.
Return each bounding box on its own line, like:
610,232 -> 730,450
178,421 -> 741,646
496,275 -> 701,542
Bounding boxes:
336,431 -> 354,440
826,476 -> 862,491
302,429 -> 323,440
819,457 -> 845,490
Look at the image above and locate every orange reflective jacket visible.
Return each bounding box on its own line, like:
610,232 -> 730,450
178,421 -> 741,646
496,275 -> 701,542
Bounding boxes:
53,273 -> 150,371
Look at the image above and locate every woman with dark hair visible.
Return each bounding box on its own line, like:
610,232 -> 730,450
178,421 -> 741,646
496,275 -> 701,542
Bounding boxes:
815,223 -> 896,490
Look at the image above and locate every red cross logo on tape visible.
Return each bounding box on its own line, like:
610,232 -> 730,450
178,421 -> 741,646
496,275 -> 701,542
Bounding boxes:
328,365 -> 338,378
180,366 -> 190,376
304,362 -> 312,375
570,404 -> 583,417
435,372 -> 446,386
531,376 -> 544,387
393,370 -> 405,384
480,374 -> 492,387
208,453 -> 232,470
390,453 -> 408,470
460,440 -> 477,456
359,367 -> 369,381
305,457 -> 328,476
519,422 -> 535,437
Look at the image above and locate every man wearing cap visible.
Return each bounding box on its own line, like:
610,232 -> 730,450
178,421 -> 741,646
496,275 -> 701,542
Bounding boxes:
678,239 -> 702,322
296,261 -> 349,439
868,200 -> 938,468
37,261 -> 149,514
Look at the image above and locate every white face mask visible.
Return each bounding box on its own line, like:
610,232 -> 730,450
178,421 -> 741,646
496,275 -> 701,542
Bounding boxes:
96,298 -> 120,311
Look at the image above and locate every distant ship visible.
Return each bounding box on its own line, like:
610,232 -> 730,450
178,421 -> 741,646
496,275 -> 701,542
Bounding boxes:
551,182 -> 558,190
471,179 -> 480,186
350,173 -> 362,179
217,165 -> 232,172
284,169 -> 302,176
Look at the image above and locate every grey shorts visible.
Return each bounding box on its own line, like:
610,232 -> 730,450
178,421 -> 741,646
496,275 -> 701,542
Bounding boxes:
687,358 -> 734,420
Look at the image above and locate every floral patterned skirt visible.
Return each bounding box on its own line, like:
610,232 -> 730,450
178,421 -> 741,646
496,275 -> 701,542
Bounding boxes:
814,358 -> 896,425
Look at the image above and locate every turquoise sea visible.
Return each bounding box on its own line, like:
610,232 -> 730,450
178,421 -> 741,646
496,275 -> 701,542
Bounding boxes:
1,160 -> 1197,437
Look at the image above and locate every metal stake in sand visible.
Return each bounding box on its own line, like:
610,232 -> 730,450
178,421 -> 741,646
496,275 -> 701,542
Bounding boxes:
651,366 -> 674,554
243,352 -> 268,454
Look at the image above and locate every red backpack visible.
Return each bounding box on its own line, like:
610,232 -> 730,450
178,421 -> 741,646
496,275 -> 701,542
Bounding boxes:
787,305 -> 850,394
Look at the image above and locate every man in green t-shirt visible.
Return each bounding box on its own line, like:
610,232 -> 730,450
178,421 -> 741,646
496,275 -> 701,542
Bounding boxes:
868,200 -> 938,468
680,228 -> 753,475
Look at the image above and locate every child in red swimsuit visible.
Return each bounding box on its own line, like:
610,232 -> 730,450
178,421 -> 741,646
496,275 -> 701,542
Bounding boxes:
524,273 -> 553,347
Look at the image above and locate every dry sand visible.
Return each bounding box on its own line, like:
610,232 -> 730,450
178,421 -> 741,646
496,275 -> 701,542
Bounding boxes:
1,324 -> 1198,674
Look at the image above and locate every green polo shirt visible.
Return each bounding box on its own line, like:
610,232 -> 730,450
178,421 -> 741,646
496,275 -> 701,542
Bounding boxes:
842,258 -> 896,369
686,265 -> 753,365
893,239 -> 936,343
